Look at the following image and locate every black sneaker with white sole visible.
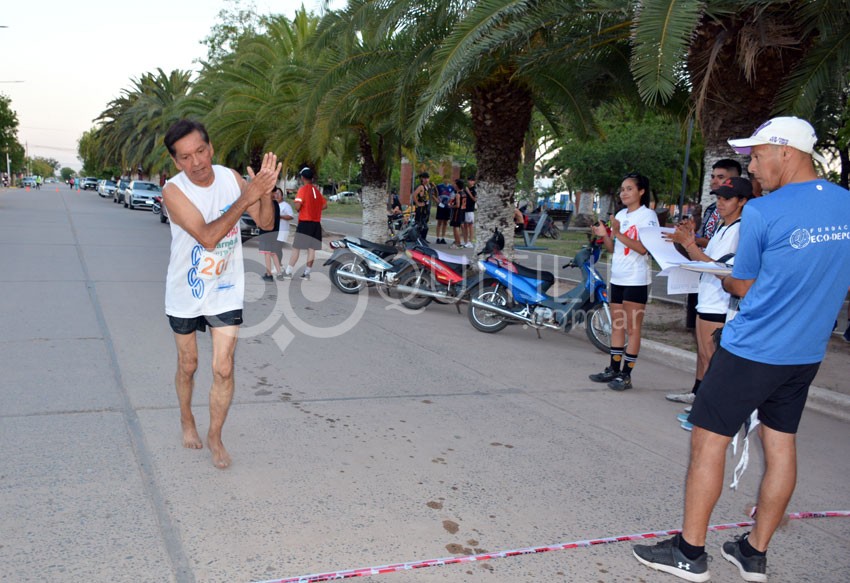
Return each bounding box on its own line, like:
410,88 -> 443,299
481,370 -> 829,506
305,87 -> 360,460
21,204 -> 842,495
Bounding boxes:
721,534 -> 767,582
633,535 -> 710,582
589,367 -> 618,383
607,375 -> 633,391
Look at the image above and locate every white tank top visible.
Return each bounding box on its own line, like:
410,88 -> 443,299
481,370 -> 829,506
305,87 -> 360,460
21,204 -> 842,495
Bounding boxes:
165,165 -> 245,318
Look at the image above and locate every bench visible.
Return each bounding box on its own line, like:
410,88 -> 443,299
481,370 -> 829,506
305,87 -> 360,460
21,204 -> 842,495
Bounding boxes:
547,209 -> 572,229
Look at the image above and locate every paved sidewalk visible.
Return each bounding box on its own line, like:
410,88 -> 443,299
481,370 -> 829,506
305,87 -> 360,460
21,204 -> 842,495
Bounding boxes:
1,189 -> 848,583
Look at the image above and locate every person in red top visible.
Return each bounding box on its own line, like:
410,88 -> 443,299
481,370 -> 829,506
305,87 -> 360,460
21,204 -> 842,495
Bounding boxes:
283,167 -> 327,280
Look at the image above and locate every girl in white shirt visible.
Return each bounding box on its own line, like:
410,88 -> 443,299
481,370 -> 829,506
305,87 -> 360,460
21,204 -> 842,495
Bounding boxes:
665,177 -> 753,410
590,173 -> 658,391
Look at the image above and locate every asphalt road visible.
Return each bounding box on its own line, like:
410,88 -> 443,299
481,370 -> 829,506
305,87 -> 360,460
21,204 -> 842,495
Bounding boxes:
1,187 -> 848,582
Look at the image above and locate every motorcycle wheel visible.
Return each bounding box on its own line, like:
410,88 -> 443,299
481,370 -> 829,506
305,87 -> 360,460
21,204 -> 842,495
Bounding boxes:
585,304 -> 614,353
467,281 -> 510,333
399,270 -> 434,310
329,258 -> 366,294
160,212 -> 168,224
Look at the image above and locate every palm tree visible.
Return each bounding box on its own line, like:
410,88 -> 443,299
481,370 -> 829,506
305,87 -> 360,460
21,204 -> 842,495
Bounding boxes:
95,69 -> 193,178
384,0 -> 633,250
631,0 -> 850,200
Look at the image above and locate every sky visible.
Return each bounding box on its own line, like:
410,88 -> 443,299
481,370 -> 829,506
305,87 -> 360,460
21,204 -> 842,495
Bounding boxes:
1,0 -> 344,171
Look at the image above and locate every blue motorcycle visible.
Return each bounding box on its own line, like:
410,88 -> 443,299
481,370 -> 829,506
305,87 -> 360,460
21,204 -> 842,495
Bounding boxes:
467,229 -> 614,352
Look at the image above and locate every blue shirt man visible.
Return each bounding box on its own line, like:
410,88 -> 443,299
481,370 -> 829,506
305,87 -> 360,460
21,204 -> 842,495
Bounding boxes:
633,117 -> 850,582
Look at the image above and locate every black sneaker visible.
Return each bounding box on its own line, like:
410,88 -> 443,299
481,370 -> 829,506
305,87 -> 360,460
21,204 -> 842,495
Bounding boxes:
261,274 -> 273,282
721,534 -> 767,582
633,535 -> 710,582
300,271 -> 311,280
589,367 -> 618,383
608,375 -> 633,391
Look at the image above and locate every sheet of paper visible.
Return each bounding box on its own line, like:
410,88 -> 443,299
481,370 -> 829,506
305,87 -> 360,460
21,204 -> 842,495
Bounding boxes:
639,226 -> 690,271
665,267 -> 700,294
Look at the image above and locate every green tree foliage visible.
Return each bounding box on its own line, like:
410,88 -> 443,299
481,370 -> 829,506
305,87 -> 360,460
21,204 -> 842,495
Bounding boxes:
30,156 -> 59,178
200,0 -> 264,66
60,167 -> 75,181
0,94 -> 25,173
551,103 -> 685,203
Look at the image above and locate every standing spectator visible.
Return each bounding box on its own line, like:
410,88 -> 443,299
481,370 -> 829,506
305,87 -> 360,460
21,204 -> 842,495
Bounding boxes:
696,159 -> 741,247
589,172 -> 658,391
258,186 -> 284,281
161,119 -> 279,469
448,179 -> 467,249
683,159 -> 743,332
434,181 -> 455,244
69,177 -> 75,189
664,177 -> 753,418
632,117 -> 850,582
412,172 -> 438,241
463,176 -> 477,248
275,187 -> 294,281
283,167 -> 326,280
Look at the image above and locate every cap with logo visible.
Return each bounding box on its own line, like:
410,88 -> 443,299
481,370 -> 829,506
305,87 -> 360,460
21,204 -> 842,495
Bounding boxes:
299,167 -> 314,180
727,116 -> 826,165
710,176 -> 754,199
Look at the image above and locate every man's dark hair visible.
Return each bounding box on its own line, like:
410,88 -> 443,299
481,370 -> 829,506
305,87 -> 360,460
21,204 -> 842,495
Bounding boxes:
713,158 -> 742,176
164,119 -> 210,157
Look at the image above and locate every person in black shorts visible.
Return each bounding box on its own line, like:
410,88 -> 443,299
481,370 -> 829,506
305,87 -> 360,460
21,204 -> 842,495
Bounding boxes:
632,117 -> 850,582
448,180 -> 466,249
589,173 -> 658,391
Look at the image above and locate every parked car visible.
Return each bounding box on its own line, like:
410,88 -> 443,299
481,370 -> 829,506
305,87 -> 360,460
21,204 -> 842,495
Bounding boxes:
328,190 -> 359,203
21,176 -> 38,188
113,179 -> 130,204
240,212 -> 260,238
98,179 -> 117,198
125,180 -> 161,210
81,177 -> 99,191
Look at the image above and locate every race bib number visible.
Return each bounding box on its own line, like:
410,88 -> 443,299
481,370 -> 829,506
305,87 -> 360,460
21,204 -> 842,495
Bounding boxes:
197,248 -> 232,280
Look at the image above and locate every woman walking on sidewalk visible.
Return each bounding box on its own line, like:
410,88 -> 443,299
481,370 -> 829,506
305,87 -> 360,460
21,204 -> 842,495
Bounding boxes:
589,172 -> 658,391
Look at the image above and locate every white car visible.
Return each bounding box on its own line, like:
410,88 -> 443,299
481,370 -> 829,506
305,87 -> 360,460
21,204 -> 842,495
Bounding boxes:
328,190 -> 359,203
125,180 -> 161,210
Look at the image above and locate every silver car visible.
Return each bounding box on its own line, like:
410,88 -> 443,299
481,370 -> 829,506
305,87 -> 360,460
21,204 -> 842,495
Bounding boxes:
97,179 -> 117,198
125,180 -> 161,210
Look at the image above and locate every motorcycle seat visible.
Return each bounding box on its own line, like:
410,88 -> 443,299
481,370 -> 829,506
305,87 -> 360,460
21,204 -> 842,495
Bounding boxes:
435,250 -> 470,265
351,239 -> 398,257
512,262 -> 555,285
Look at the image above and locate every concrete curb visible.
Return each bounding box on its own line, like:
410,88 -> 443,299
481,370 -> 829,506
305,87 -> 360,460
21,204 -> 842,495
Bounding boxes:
640,339 -> 850,423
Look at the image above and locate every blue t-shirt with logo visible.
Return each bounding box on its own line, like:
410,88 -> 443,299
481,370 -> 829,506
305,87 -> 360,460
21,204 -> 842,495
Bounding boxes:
722,179 -> 850,365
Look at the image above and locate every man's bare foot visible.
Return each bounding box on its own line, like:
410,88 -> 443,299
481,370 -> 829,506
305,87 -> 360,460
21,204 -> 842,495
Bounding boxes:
181,420 -> 203,449
207,436 -> 231,469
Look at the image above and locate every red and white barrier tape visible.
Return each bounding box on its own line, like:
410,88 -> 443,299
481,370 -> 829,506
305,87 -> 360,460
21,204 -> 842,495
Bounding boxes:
253,510 -> 849,583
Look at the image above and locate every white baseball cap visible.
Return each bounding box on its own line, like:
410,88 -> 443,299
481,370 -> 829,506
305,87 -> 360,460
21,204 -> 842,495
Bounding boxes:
728,116 -> 827,165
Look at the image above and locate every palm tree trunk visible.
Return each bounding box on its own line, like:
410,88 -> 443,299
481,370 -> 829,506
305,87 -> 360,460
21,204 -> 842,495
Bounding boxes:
689,10 -> 807,205
357,128 -> 388,242
471,77 -> 534,255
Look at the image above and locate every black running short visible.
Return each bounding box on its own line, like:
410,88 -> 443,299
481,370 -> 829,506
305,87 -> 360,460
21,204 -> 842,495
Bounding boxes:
293,220 -> 323,250
697,311 -> 726,324
435,206 -> 451,221
168,309 -> 243,335
609,283 -> 649,305
689,346 -> 820,436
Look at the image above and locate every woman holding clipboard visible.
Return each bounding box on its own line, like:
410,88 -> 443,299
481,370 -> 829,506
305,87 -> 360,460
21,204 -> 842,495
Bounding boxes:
664,177 -> 753,427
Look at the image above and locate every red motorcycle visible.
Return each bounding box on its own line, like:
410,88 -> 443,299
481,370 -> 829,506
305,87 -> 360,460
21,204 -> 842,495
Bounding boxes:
394,228 -> 504,311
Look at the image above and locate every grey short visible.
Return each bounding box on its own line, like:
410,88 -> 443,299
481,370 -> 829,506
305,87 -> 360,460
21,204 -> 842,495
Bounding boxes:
689,346 -> 820,436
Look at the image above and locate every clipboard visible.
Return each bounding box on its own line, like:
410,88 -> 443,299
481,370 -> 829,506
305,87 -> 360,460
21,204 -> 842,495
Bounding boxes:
678,261 -> 733,275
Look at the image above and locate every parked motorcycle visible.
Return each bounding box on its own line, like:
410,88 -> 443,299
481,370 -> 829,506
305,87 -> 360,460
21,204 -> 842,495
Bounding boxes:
466,230 -> 614,352
395,227 -> 479,310
324,223 -> 421,294
151,195 -> 168,223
